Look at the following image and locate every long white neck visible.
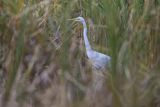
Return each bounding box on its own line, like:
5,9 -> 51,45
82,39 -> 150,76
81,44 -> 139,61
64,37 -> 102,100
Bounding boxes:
82,21 -> 91,50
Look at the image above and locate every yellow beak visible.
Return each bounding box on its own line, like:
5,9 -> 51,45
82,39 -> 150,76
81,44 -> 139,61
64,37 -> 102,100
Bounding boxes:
67,18 -> 79,21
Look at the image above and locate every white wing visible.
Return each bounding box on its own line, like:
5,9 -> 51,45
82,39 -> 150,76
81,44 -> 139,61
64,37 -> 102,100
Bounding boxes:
86,50 -> 111,69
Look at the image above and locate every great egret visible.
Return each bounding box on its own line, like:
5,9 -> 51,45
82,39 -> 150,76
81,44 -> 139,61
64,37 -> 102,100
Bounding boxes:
69,17 -> 111,70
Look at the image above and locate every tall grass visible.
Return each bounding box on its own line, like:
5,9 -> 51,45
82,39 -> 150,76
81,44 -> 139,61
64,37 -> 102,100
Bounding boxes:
0,0 -> 160,107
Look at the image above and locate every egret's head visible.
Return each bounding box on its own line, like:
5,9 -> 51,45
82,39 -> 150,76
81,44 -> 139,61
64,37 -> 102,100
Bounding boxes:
74,17 -> 85,22
68,17 -> 85,23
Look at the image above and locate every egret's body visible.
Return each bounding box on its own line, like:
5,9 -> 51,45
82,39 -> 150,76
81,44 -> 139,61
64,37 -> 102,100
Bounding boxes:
71,17 -> 111,70
87,50 -> 110,70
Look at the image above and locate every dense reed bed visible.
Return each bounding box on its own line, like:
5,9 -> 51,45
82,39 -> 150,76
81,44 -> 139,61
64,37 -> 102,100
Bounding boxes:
0,0 -> 160,107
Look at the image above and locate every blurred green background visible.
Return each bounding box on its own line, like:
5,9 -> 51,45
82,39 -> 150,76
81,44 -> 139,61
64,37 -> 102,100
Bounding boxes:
0,0 -> 160,107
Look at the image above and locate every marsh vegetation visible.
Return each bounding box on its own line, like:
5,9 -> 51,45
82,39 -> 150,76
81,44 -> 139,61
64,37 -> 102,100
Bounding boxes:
0,0 -> 160,107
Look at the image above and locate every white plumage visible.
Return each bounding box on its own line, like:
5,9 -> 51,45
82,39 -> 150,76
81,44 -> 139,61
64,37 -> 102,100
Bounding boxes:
70,17 -> 111,70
